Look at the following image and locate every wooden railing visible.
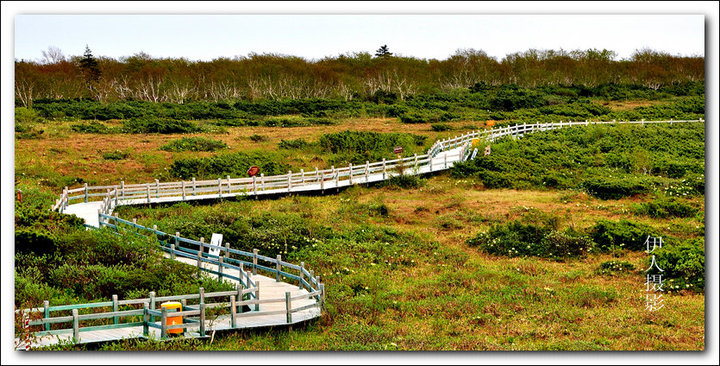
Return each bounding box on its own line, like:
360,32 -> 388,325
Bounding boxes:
51,118 -> 704,214
98,213 -> 325,302
22,284 -> 321,344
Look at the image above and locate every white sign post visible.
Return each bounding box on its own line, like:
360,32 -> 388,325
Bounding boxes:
209,233 -> 223,257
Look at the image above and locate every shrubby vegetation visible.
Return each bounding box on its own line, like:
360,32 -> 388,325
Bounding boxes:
318,131 -> 427,165
159,137 -> 228,152
169,151 -> 290,179
14,186 -> 231,307
451,123 -> 704,198
651,238 -> 704,292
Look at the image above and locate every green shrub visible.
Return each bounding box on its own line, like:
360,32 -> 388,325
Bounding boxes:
633,197 -> 698,218
375,175 -> 425,190
249,134 -> 268,142
169,151 -> 290,180
319,131 -> 426,165
467,212 -> 594,259
122,117 -> 202,134
431,123 -> 452,131
71,122 -> 112,134
596,260 -> 636,276
582,176 -> 651,200
159,137 -> 228,152
102,150 -> 130,160
15,107 -> 39,124
278,138 -> 309,150
652,238 -> 704,292
589,219 -> 656,252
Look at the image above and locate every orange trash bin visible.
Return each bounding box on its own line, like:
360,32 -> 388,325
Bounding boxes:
161,301 -> 183,334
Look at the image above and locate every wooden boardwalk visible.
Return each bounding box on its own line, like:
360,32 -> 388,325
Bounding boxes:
25,268 -> 320,349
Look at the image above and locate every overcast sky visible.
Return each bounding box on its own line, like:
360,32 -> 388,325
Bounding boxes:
14,14 -> 704,62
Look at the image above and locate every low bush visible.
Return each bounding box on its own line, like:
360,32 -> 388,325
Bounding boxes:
121,117 -> 202,134
431,123 -> 452,131
467,212 -> 594,259
159,137 -> 228,152
589,219 -> 656,252
596,260 -> 636,276
71,122 -> 112,134
581,176 -> 652,200
651,238 -> 704,292
102,150 -> 130,160
278,138 -> 309,150
249,134 -> 268,142
375,175 -> 426,190
633,197 -> 698,218
566,286 -> 618,308
169,151 -> 290,180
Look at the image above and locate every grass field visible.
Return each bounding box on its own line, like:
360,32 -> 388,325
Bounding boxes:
15,105 -> 705,351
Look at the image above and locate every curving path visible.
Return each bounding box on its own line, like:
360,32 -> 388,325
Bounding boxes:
19,118 -> 701,349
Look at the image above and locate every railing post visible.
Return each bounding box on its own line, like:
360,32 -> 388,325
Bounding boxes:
286,292 -> 292,324
72,309 -> 80,342
192,177 -> 197,196
255,282 -> 260,311
320,172 -> 325,191
236,282 -> 243,314
382,158 -> 387,180
320,283 -> 326,308
287,171 -> 292,192
149,291 -> 156,323
414,154 -> 418,170
252,176 -> 257,195
114,189 -> 119,206
142,302 -> 149,337
315,167 -> 319,182
120,181 -> 125,199
332,166 -> 338,186
300,169 -> 305,184
43,300 -> 50,331
299,262 -> 305,289
230,296 -> 237,328
146,183 -> 150,203
217,178 -> 222,197
112,294 -> 119,325
181,181 -> 186,200
84,183 -> 88,203
226,175 -> 232,195
155,179 -> 160,198
252,248 -> 259,275
199,288 -> 206,337
161,307 -> 168,339
170,243 -> 176,260
276,255 -> 282,282
349,163 -> 353,184
218,256 -> 224,282
260,174 -> 265,191
197,249 -> 202,270
365,161 -> 369,182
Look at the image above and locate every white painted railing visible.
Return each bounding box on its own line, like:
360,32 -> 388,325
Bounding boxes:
52,118 -> 704,215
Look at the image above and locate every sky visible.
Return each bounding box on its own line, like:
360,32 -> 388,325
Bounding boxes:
14,14 -> 705,62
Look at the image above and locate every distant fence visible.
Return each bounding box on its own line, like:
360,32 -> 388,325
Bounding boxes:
52,118 -> 704,215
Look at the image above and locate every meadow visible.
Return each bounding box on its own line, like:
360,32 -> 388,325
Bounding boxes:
14,82 -> 705,351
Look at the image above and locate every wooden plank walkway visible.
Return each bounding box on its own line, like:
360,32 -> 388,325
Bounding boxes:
63,148 -> 465,228
25,271 -> 320,349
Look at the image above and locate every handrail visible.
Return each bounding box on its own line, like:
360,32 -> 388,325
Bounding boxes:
51,118 -> 703,213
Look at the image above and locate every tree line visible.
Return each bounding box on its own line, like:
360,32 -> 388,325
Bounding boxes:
15,47 -> 704,107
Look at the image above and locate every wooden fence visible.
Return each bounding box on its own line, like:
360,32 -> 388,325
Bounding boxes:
51,118 -> 703,215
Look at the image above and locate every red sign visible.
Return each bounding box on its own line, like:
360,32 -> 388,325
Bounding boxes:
393,146 -> 403,154
247,166 -> 260,177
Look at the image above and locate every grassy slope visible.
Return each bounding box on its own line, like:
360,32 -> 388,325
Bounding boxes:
17,106 -> 704,351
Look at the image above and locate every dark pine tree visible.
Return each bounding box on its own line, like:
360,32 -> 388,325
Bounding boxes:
375,45 -> 393,58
